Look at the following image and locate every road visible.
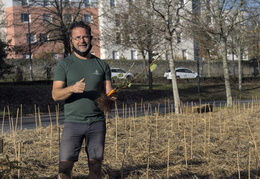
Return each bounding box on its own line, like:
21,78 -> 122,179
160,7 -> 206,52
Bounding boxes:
0,99 -> 258,133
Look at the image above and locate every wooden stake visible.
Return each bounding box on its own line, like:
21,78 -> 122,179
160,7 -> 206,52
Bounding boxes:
34,104 -> 38,129
116,114 -> 118,160
248,147 -> 251,179
146,132 -> 151,179
20,104 -> 23,130
237,150 -> 241,179
15,108 -> 19,133
167,133 -> 170,178
2,107 -> 5,134
184,129 -> 188,168
48,105 -> 52,126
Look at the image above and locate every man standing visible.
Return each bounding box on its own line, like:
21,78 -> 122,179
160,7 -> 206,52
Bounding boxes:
52,21 -> 114,179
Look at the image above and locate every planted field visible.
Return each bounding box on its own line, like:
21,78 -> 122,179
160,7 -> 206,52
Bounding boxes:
1,101 -> 260,178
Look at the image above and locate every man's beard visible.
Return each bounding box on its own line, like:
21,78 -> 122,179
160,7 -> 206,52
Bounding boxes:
72,44 -> 92,57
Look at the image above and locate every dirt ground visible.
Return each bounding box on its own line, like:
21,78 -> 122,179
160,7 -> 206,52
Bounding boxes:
1,79 -> 260,178
1,102 -> 260,178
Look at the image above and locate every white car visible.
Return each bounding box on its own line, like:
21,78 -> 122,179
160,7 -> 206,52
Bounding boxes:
164,67 -> 199,79
111,68 -> 134,80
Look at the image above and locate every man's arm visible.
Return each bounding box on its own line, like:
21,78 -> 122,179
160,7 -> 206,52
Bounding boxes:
104,80 -> 117,100
104,80 -> 114,95
52,78 -> 86,101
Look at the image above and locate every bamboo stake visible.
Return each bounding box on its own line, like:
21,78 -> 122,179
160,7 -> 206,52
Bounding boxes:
237,150 -> 241,179
122,103 -> 124,119
248,147 -> 251,179
20,104 -> 23,130
2,107 -> 5,134
146,132 -> 151,179
167,133 -> 170,178
128,114 -> 132,152
55,104 -> 59,128
190,115 -> 194,159
7,106 -> 11,132
141,98 -> 143,114
219,112 -> 222,139
15,108 -> 19,133
135,103 -> 137,119
50,123 -> 53,159
155,107 -> 158,139
48,105 -> 52,126
11,117 -> 17,163
184,129 -> 188,168
17,142 -> 21,178
34,104 -> 38,129
114,101 -> 119,118
164,99 -> 167,116
116,114 -> 118,160
203,118 -> 207,155
38,107 -> 42,128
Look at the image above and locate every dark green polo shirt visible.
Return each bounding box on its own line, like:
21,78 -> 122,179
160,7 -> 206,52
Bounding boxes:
53,53 -> 111,123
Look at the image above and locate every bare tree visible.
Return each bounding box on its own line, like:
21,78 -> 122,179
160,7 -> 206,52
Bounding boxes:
183,0 -> 255,107
99,0 -> 163,90
150,0 -> 187,114
247,1 -> 260,76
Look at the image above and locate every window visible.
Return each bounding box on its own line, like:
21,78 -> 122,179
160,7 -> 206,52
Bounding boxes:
63,14 -> 72,23
112,51 -> 119,60
63,0 -> 71,6
182,49 -> 188,60
84,0 -> 90,7
22,0 -> 29,6
116,32 -> 121,44
26,33 -> 36,43
40,33 -> 48,43
131,50 -> 137,60
110,0 -> 115,7
43,0 -> 51,7
115,14 -> 120,26
176,32 -> 181,43
23,54 -> 30,59
21,13 -> 30,23
84,14 -> 91,23
43,14 -> 52,23
122,14 -> 128,26
84,0 -> 97,7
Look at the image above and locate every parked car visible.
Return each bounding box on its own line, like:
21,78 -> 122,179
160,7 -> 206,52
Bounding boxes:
111,68 -> 134,80
164,67 -> 199,79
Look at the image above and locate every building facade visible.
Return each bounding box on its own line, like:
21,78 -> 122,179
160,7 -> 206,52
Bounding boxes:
1,0 -> 100,59
0,0 -> 250,61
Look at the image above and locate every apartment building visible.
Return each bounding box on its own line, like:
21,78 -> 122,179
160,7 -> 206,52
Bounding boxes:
1,0 -> 100,59
1,0 -> 249,61
98,0 -> 198,61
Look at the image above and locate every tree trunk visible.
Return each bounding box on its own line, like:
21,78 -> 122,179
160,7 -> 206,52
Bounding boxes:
221,40 -> 233,107
238,45 -> 242,91
148,50 -> 153,91
169,40 -> 181,114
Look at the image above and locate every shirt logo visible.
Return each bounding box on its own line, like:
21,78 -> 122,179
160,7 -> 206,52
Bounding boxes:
93,70 -> 101,75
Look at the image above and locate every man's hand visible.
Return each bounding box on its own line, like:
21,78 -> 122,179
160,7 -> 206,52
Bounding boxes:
72,78 -> 86,93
